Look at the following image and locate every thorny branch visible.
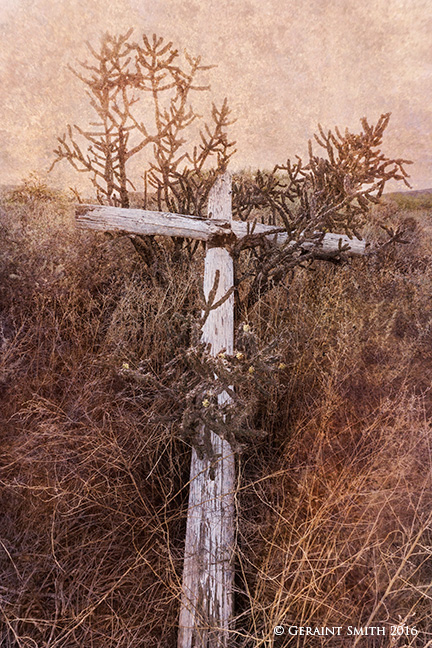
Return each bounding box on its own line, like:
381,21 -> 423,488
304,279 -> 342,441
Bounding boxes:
51,30 -> 236,217
231,113 -> 412,307
51,34 -> 411,307
120,321 -> 285,459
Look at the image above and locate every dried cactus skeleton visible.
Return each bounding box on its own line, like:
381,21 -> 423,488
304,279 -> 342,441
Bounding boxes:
234,113 -> 411,230
52,30 -> 412,295
51,30 -> 235,212
48,31 -> 416,648
51,31 -> 416,368
231,114 -> 412,307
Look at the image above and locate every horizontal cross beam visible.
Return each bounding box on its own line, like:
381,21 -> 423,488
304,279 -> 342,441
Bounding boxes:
76,204 -> 366,256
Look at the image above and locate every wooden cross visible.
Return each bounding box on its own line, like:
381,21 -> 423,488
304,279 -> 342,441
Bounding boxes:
76,172 -> 366,648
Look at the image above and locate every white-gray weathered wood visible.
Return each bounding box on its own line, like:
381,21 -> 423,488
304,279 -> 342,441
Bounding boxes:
76,204 -> 366,256
177,173 -> 235,648
74,180 -> 366,648
75,204 -> 233,242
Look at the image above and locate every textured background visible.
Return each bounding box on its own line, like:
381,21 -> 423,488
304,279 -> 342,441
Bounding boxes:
0,0 -> 430,190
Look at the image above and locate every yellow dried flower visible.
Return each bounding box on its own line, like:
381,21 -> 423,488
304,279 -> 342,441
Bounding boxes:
122,362 -> 130,370
243,323 -> 250,332
236,352 -> 244,360
278,363 -> 287,370
248,366 -> 255,374
202,399 -> 210,408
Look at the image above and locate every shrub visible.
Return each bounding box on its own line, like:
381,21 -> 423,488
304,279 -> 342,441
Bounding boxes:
1,186 -> 431,646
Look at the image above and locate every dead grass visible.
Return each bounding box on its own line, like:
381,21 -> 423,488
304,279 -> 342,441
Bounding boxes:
1,184 -> 432,646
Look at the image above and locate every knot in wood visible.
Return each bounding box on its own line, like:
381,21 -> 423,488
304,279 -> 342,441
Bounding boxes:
208,221 -> 236,248
75,205 -> 95,218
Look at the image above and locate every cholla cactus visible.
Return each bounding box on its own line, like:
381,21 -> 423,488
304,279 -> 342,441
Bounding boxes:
178,323 -> 288,458
232,114 -> 412,308
51,31 -> 235,217
178,334 -> 283,458
119,322 -> 287,459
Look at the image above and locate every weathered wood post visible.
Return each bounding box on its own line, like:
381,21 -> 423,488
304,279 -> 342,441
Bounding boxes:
74,174 -> 366,648
177,172 -> 236,648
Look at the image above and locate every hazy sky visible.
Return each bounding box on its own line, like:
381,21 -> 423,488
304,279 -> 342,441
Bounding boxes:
0,0 -> 431,191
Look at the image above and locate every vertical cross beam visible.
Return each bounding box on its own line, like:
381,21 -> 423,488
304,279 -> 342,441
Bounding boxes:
178,173 -> 235,648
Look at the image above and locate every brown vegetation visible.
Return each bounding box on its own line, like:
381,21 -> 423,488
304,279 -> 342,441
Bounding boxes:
49,31 -> 411,295
1,178 -> 432,646
50,31 -> 235,213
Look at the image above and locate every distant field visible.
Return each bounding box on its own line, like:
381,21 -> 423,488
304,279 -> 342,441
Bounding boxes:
386,187 -> 432,210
